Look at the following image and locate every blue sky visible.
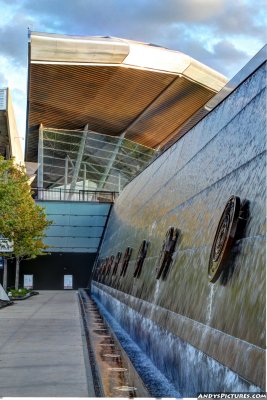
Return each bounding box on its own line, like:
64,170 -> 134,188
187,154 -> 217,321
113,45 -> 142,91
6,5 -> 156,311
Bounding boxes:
0,0 -> 266,144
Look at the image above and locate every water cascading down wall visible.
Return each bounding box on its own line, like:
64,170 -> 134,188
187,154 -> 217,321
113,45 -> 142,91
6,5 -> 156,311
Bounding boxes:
92,57 -> 266,395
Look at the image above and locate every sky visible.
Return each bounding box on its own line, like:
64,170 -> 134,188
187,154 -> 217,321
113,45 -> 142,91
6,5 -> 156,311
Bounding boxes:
0,0 -> 266,146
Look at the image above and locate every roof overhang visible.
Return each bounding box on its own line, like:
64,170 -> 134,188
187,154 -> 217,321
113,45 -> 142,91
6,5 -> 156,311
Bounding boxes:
26,32 -> 228,162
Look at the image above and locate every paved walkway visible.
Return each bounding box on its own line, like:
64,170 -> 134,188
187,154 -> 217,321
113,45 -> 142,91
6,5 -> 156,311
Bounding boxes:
0,291 -> 93,397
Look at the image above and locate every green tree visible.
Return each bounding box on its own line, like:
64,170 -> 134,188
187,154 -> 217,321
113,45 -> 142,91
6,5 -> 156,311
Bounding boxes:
0,156 -> 51,289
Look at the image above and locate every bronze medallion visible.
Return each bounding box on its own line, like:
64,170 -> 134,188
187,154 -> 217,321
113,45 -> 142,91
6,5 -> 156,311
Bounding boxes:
120,247 -> 133,277
156,227 -> 179,280
106,255 -> 114,276
208,195 -> 240,283
101,257 -> 109,276
112,252 -> 122,275
133,240 -> 149,278
94,259 -> 103,280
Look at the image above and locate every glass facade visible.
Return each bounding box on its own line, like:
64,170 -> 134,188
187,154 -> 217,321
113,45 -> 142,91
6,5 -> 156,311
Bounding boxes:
38,127 -> 155,193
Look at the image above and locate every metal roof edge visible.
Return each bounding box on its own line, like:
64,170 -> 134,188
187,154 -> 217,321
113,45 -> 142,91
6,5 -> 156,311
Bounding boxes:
159,45 -> 267,152
121,45 -> 267,192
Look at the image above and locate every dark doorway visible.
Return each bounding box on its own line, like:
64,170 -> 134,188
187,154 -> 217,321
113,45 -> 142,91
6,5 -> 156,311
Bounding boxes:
4,253 -> 96,290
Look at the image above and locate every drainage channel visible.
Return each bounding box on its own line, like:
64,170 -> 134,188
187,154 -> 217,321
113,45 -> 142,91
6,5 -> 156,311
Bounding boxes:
78,288 -> 149,397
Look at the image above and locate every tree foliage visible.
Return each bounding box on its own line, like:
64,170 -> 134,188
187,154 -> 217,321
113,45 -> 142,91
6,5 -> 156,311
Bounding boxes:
0,156 -> 51,261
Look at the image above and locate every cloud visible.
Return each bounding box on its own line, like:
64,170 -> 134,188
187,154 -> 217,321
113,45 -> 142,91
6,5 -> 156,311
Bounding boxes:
0,70 -> 8,87
163,33 -> 250,77
203,40 -> 250,77
0,15 -> 29,64
22,0 -> 266,41
1,0 -> 266,69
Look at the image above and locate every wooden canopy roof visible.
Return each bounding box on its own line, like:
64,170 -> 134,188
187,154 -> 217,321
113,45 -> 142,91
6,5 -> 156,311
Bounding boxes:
25,32 -> 227,162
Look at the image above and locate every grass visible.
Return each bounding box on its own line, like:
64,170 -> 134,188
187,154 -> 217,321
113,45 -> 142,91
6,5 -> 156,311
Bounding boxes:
8,288 -> 32,298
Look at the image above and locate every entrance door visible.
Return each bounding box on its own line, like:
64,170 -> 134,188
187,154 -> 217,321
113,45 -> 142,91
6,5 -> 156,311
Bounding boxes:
64,275 -> 73,289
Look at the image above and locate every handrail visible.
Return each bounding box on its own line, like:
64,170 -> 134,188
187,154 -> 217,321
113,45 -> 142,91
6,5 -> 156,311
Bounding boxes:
32,187 -> 118,203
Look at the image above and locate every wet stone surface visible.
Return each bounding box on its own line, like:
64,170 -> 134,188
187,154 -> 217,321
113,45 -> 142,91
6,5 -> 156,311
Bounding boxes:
79,289 -> 149,397
93,62 -> 266,394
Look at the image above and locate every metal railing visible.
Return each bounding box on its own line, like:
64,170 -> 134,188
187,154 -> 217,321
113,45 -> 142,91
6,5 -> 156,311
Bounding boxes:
32,187 -> 118,203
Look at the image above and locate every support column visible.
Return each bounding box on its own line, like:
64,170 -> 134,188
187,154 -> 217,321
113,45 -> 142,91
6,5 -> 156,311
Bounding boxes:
83,163 -> 86,191
83,163 -> 87,200
68,124 -> 88,200
118,171 -> 121,192
97,132 -> 125,190
64,156 -> 68,200
3,258 -> 7,291
37,124 -> 44,197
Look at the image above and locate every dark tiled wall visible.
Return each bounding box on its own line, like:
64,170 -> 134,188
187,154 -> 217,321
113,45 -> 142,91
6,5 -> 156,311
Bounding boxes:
6,253 -> 96,290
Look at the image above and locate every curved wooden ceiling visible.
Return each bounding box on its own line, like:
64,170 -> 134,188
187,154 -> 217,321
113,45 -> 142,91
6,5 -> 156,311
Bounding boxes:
26,33 -> 227,162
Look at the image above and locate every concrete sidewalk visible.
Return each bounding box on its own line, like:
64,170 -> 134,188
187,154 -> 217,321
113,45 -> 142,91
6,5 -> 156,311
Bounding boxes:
0,290 -> 93,397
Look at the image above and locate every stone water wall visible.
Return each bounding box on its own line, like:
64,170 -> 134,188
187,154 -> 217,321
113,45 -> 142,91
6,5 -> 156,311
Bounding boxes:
92,59 -> 266,394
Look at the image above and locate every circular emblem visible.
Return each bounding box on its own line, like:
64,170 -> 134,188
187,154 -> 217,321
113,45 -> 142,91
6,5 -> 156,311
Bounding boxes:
156,227 -> 179,280
133,240 -> 149,278
94,259 -> 104,280
208,196 -> 240,283
105,255 -> 114,276
120,247 -> 132,277
112,252 -> 122,276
